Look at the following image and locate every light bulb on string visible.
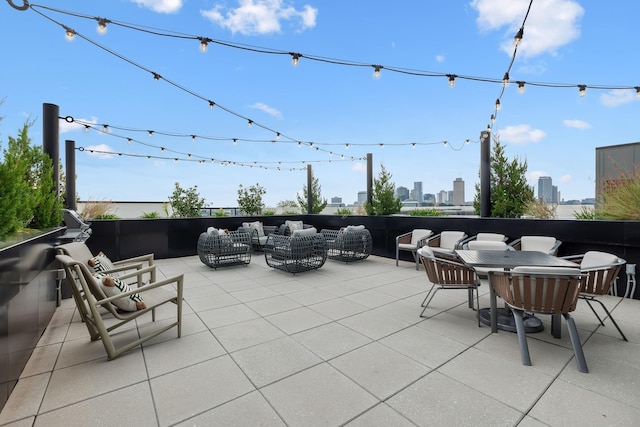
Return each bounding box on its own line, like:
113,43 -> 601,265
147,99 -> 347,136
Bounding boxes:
517,81 -> 526,94
247,120 -> 253,128
208,101 -> 215,110
447,74 -> 456,88
502,72 -> 509,87
636,87 -> 640,98
578,85 -> 587,97
152,73 -> 161,81
495,98 -> 502,110
64,26 -> 75,41
148,130 -> 153,137
290,53 -> 301,66
373,65 -> 382,79
198,37 -> 211,53
514,27 -> 524,45
96,18 -> 109,34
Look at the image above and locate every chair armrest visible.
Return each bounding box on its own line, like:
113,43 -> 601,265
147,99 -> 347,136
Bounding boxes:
112,264 -> 158,286
95,273 -> 183,307
396,231 -> 412,245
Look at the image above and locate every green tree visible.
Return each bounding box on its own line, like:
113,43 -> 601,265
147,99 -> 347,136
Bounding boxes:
30,146 -> 64,229
297,176 -> 327,214
168,182 -> 206,217
365,163 -> 402,215
473,137 -> 534,218
237,183 -> 266,215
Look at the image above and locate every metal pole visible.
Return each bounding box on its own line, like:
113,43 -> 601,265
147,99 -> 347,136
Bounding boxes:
366,153 -> 373,206
43,103 -> 59,198
65,140 -> 76,210
480,130 -> 491,217
306,164 -> 312,214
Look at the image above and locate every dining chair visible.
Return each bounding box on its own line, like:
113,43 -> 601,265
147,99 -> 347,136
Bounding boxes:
395,228 -> 433,270
508,235 -> 562,255
563,251 -> 628,341
489,266 -> 588,372
417,246 -> 479,324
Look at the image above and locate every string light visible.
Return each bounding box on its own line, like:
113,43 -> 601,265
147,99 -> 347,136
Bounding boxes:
148,130 -> 153,137
636,87 -> 640,98
208,100 -> 215,110
578,84 -> 587,97
198,37 -> 211,53
517,81 -> 526,94
152,72 -> 161,81
447,74 -> 456,88
63,25 -> 75,41
290,52 -> 301,66
495,99 -> 502,110
514,27 -> 524,45
373,65 -> 382,79
96,18 -> 109,34
502,72 -> 509,87
247,119 -> 253,128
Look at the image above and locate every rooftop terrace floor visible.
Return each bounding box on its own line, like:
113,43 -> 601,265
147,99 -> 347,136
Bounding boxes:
1,254 -> 639,426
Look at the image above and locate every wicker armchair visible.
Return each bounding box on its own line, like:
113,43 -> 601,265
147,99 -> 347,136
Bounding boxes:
264,228 -> 327,273
320,226 -> 372,263
237,222 -> 278,251
197,230 -> 252,269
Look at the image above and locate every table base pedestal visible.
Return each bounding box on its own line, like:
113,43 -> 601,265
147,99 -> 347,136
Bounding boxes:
478,308 -> 544,333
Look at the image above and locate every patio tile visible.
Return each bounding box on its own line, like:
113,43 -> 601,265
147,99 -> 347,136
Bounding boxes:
142,330 -> 226,378
151,355 -> 255,426
343,289 -> 399,308
39,351 -> 148,413
344,403 -> 415,426
286,288 -> 337,305
19,343 -> 61,378
265,307 -> 332,334
230,336 -> 321,387
246,295 -> 302,316
437,347 -> 554,413
338,310 -> 411,340
387,371 -> 522,426
32,382 -> 157,427
329,342 -> 430,399
292,322 -> 372,360
197,304 -> 260,329
379,325 -> 468,369
261,363 -> 378,427
581,330 -> 640,369
212,317 -> 286,352
307,298 -> 369,320
528,378 -> 640,426
558,356 -> 640,410
416,311 -> 491,346
185,292 -> 241,312
229,286 -> 280,303
0,373 -> 50,425
175,391 -> 286,426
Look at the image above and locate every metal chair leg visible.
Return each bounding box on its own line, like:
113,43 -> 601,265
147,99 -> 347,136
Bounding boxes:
419,287 -> 440,317
586,297 -> 628,341
512,309 -> 532,366
564,313 -> 589,373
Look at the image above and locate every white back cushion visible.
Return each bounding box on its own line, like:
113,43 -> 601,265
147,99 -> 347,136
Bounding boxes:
417,246 -> 434,258
468,240 -> 508,251
440,231 -> 466,250
411,229 -> 432,245
285,220 -> 304,231
520,236 -> 556,252
476,233 -> 506,242
580,251 -> 619,269
513,266 -> 580,275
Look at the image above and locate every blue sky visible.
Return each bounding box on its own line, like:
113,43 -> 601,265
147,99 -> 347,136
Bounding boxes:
1,0 -> 638,207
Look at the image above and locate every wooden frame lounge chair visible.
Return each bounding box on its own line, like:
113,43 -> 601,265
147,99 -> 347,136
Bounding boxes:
395,229 -> 433,270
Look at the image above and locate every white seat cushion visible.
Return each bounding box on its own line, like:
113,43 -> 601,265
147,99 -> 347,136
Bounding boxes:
410,229 -> 432,246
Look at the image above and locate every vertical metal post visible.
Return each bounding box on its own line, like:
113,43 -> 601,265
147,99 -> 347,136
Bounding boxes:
43,103 -> 59,197
65,140 -> 76,210
306,164 -> 312,214
366,153 -> 373,206
480,130 -> 491,217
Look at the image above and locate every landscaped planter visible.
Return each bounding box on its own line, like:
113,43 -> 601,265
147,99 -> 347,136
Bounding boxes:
0,227 -> 65,411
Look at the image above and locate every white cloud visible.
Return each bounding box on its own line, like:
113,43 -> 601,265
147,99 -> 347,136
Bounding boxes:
600,89 -> 637,107
527,170 -> 548,182
558,174 -> 572,183
435,54 -> 445,63
497,124 -> 546,144
470,0 -> 584,58
84,144 -> 115,159
59,117 -> 98,134
131,0 -> 183,13
352,162 -> 366,173
201,0 -> 318,35
250,102 -> 283,119
563,119 -> 591,129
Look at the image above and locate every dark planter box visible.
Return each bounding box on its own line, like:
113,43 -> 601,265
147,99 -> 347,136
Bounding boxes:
87,216 -> 640,299
0,227 -> 65,411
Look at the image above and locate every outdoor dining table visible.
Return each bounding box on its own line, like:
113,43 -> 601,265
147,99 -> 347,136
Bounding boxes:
455,249 -> 579,335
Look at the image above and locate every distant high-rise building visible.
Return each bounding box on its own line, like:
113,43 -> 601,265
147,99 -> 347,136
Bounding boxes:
413,182 -> 423,203
448,190 -> 454,205
552,186 -> 558,204
437,190 -> 448,204
453,177 -> 465,205
329,196 -> 344,207
424,193 -> 435,204
357,191 -> 367,206
331,196 -> 342,204
538,176 -> 553,203
396,186 -> 410,201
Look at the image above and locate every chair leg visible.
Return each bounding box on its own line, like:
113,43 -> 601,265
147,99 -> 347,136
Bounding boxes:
420,287 -> 440,317
413,251 -> 420,270
512,309 -> 532,366
585,297 -> 628,341
395,248 -> 399,267
421,284 -> 437,307
563,313 -> 589,373
474,286 -> 480,327
584,299 -> 606,326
